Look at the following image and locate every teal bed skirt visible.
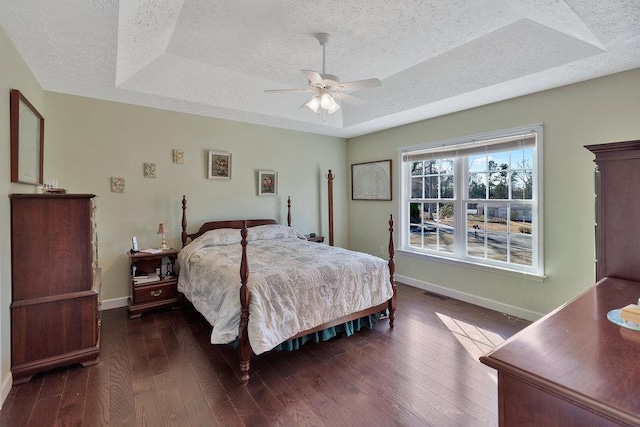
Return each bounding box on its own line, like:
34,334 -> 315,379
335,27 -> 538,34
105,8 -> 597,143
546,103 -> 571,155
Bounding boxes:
233,312 -> 383,352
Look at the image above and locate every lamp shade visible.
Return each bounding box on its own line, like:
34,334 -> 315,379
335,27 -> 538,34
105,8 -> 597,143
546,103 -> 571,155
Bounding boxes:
157,223 -> 168,248
327,100 -> 340,114
305,96 -> 320,113
320,92 -> 333,109
305,92 -> 340,114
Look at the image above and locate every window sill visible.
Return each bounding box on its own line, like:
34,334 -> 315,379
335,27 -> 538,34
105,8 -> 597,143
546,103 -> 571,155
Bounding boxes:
397,248 -> 547,282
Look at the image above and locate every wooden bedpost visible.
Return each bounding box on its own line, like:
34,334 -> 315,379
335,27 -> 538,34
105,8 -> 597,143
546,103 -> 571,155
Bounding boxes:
388,214 -> 397,328
287,196 -> 291,227
327,170 -> 334,246
238,221 -> 252,384
181,195 -> 188,248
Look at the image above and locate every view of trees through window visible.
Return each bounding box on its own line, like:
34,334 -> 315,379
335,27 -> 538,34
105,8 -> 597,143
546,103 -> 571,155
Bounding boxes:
410,159 -> 455,254
407,143 -> 537,271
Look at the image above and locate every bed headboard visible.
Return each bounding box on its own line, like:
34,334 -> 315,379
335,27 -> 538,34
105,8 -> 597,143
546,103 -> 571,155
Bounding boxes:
181,195 -> 288,247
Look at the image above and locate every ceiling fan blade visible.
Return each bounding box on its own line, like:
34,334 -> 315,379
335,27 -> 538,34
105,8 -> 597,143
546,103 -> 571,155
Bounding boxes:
332,92 -> 365,106
334,78 -> 381,92
264,88 -> 315,93
302,70 -> 324,86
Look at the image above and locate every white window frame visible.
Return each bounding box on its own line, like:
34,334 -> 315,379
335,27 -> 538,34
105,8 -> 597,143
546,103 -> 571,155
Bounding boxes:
398,124 -> 544,277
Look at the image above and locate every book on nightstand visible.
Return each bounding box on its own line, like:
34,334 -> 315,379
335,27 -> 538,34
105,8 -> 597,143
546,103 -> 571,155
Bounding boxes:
133,273 -> 160,285
139,248 -> 163,254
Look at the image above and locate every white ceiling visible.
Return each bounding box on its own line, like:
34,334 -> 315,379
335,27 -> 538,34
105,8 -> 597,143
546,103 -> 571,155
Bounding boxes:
1,1 -> 639,138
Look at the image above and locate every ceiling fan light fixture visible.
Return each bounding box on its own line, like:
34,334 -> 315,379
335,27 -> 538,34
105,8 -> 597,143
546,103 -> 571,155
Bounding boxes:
265,32 -> 380,114
320,91 -> 334,109
305,96 -> 321,113
327,101 -> 340,114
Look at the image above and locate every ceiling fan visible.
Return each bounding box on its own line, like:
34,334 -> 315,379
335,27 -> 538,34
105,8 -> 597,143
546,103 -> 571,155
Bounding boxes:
265,33 -> 381,114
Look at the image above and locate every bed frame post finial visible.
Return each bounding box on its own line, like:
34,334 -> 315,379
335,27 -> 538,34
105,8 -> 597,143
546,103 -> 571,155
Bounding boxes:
181,195 -> 188,248
287,196 -> 291,227
327,170 -> 335,246
238,221 -> 252,384
388,214 -> 397,328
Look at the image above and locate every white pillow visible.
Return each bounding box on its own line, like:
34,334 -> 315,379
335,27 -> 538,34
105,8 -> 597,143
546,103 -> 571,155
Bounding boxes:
197,228 -> 242,246
247,224 -> 306,241
194,224 -> 305,247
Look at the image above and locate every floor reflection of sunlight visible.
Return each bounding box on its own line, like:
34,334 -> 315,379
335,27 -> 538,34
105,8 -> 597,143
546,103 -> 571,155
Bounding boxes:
436,312 -> 505,383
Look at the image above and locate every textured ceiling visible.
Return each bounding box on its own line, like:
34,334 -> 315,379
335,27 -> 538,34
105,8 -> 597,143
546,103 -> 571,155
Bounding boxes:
1,1 -> 639,138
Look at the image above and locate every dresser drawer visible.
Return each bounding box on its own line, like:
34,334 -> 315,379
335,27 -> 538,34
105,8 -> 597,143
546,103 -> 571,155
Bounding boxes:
133,281 -> 177,304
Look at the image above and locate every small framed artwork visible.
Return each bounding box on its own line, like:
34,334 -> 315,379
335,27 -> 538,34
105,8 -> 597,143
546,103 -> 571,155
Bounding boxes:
111,177 -> 126,193
351,159 -> 392,200
208,150 -> 231,180
143,162 -> 156,178
258,170 -> 277,196
173,149 -> 184,164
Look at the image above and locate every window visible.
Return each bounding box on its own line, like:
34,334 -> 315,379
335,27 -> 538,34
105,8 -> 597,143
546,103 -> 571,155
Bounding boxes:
399,125 -> 543,276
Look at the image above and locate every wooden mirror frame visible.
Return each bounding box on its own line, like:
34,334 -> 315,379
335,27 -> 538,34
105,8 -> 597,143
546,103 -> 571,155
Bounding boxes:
10,89 -> 44,185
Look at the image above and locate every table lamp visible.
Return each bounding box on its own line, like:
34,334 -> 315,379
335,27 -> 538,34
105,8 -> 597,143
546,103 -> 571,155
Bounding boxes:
157,223 -> 167,249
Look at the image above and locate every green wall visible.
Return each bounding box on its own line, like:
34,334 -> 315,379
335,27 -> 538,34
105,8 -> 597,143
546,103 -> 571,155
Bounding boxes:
0,25 -> 45,405
43,93 -> 348,303
347,68 -> 640,319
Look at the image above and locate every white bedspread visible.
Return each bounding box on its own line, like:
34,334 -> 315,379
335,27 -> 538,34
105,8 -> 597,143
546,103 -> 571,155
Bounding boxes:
177,224 -> 393,354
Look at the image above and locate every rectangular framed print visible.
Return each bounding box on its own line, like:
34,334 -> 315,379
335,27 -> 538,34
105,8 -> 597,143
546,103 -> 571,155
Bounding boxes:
10,89 -> 44,185
351,159 -> 392,200
258,170 -> 277,196
208,150 -> 231,180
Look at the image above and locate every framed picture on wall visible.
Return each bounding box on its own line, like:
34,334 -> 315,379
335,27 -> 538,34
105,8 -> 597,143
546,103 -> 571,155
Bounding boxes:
208,150 -> 231,180
351,159 -> 392,200
173,149 -> 184,164
10,89 -> 44,185
258,170 -> 277,196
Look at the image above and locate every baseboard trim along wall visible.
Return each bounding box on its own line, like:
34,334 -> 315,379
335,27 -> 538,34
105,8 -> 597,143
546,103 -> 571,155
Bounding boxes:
100,296 -> 129,311
395,274 -> 543,322
101,281 -> 542,321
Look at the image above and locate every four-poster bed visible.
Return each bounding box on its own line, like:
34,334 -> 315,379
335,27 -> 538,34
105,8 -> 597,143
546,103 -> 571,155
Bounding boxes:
177,172 -> 397,384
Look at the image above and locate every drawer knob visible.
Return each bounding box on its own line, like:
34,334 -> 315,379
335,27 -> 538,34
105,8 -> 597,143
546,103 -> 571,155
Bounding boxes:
150,290 -> 163,297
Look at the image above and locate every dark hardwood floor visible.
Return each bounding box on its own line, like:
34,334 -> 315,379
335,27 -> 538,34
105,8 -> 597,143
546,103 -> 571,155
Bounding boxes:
0,283 -> 530,426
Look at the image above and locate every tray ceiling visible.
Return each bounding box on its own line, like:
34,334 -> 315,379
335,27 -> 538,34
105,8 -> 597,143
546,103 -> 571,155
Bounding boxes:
1,1 -> 639,138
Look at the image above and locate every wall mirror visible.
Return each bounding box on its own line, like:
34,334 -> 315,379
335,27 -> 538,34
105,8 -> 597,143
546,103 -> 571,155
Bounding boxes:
10,89 -> 44,185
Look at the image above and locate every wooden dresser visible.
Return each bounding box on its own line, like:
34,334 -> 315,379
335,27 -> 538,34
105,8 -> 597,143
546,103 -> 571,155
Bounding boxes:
480,140 -> 640,426
10,194 -> 100,385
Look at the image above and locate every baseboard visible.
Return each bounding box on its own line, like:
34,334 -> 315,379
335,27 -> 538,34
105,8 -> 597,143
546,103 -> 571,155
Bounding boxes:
0,371 -> 12,410
100,296 -> 128,311
395,274 -> 543,322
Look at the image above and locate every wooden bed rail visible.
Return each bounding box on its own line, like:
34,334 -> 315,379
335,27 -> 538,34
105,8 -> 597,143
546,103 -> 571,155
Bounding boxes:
388,214 -> 397,327
238,222 -> 251,384
327,170 -> 334,246
181,195 -> 188,247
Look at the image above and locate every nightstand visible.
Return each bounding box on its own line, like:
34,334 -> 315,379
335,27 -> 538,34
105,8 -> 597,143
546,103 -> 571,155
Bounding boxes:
127,248 -> 181,319
306,235 -> 325,243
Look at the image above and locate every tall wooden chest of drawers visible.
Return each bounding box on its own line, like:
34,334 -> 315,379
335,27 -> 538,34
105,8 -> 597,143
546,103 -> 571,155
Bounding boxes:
10,194 -> 100,385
